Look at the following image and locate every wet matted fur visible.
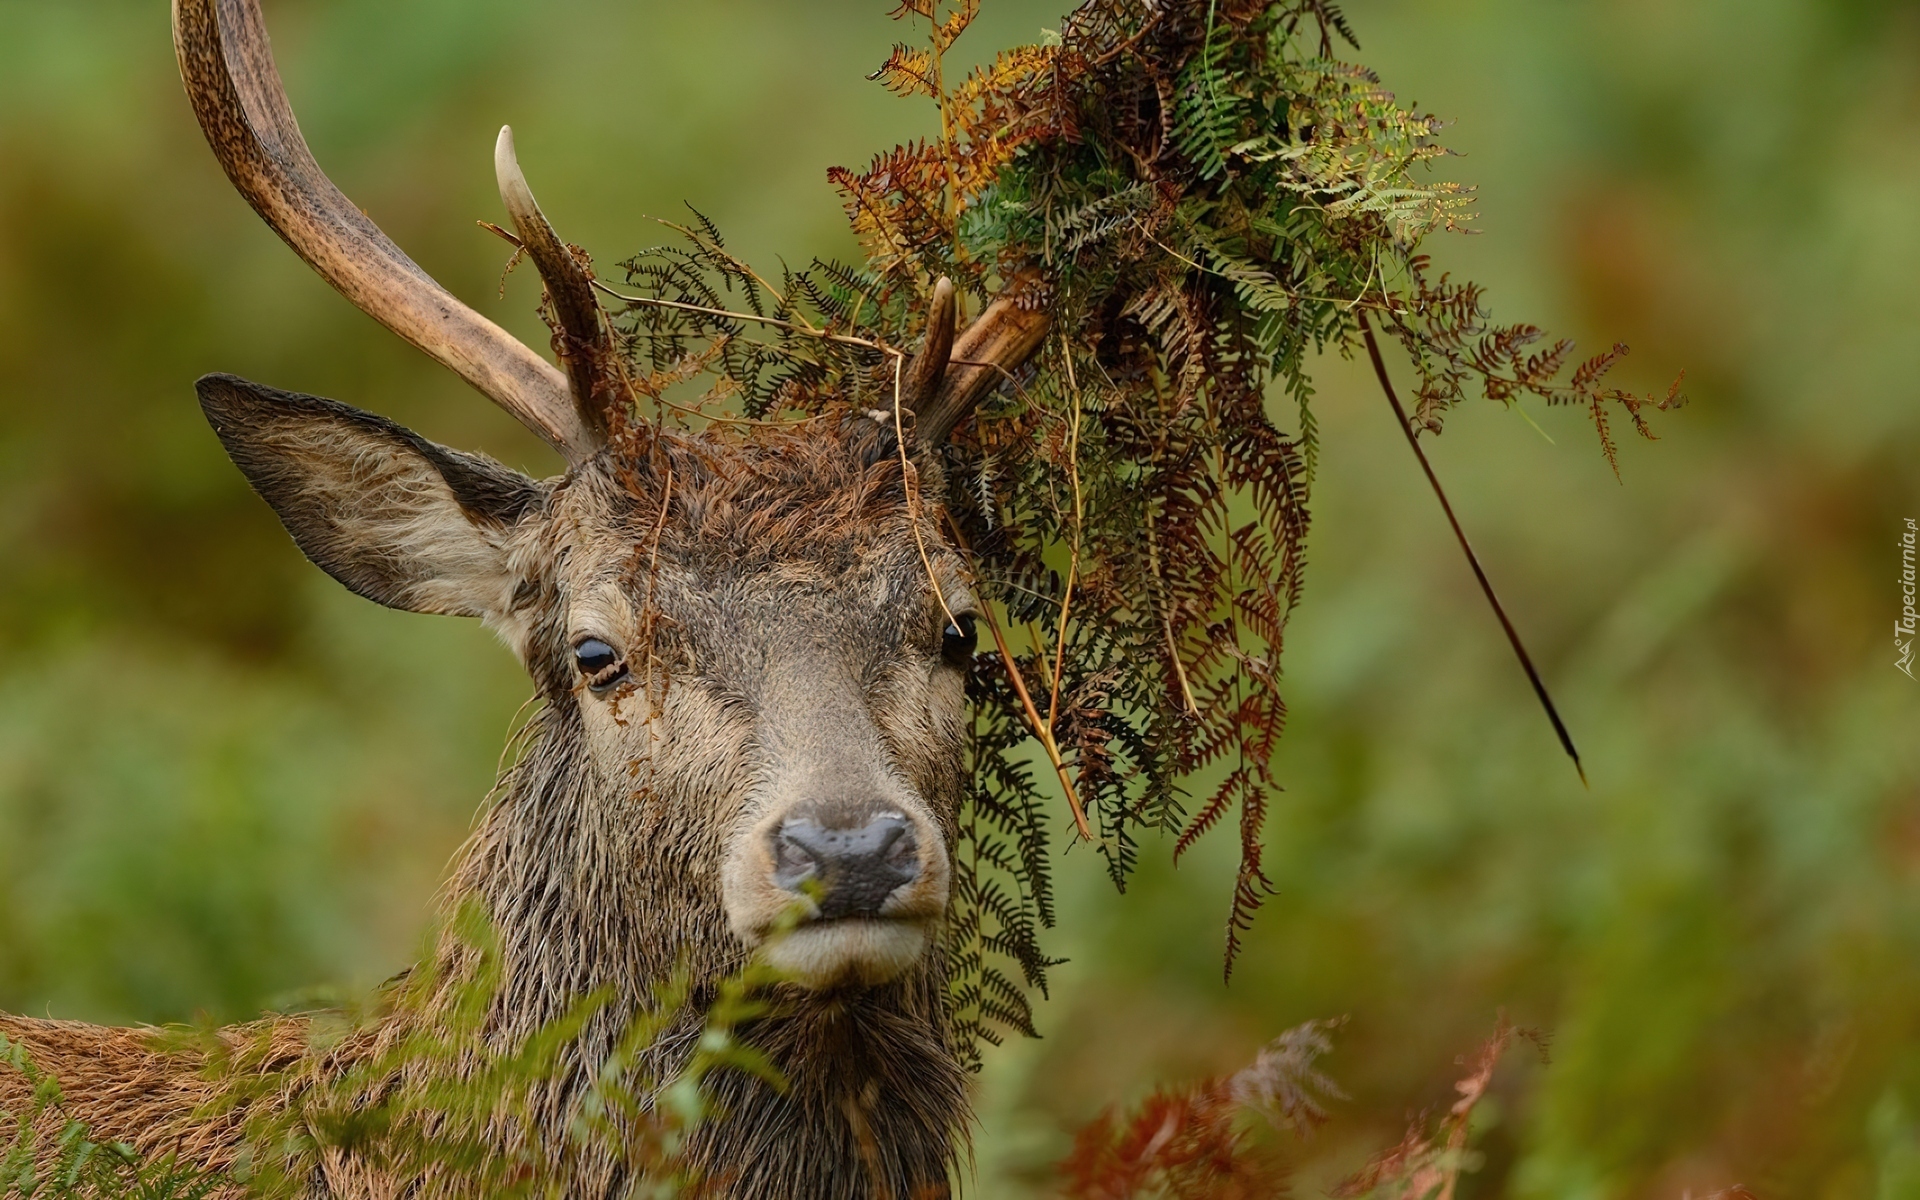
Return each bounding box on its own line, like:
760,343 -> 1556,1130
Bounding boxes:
2,397 -> 977,1199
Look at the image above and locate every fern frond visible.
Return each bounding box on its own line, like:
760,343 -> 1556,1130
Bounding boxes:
870,44 -> 937,99
604,0 -> 1679,1039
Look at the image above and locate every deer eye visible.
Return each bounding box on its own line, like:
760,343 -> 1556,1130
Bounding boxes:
573,637 -> 627,691
941,614 -> 979,668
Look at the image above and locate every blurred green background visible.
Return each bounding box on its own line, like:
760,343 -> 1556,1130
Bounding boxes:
2,1 -> 1917,1196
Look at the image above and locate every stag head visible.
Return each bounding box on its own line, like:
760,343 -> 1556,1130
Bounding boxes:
173,0 -> 1048,994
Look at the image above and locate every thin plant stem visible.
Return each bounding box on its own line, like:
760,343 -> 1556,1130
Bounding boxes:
984,602 -> 1096,843
591,282 -> 891,354
1046,342 -> 1086,731
646,215 -> 823,334
1358,311 -> 1587,787
889,351 -> 962,633
944,513 -> 1096,842
482,219 -> 884,352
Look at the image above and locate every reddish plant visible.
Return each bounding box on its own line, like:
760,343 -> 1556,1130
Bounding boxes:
1056,1019 -> 1343,1199
1331,1015 -> 1548,1200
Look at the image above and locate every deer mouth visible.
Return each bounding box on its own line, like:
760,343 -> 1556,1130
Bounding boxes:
759,916 -> 935,990
758,813 -> 942,988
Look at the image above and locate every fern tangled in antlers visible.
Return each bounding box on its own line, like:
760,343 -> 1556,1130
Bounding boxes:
586,0 -> 1682,1063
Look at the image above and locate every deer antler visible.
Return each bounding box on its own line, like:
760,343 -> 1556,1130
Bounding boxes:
494,126 -> 619,444
172,0 -> 601,462
908,275 -> 1052,445
902,277 -> 958,414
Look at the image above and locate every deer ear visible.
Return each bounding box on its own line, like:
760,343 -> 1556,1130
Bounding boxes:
197,373 -> 542,619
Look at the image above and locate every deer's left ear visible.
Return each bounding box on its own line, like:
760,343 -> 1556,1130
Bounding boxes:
196,373 -> 543,622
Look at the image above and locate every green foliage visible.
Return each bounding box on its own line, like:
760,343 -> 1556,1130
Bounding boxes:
223,904 -> 784,1198
2,905 -> 787,1198
1,1035 -> 218,1199
594,0 -> 1679,1064
3,0 -> 1914,1196
0,629 -> 518,1028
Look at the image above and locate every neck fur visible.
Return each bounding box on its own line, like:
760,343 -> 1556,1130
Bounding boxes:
423,702 -> 968,1199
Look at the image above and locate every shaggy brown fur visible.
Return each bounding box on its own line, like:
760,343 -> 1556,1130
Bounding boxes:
2,392 -> 975,1198
0,1014 -> 305,1187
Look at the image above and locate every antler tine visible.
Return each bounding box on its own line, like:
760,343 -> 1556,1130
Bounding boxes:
909,277 -> 1052,445
172,0 -> 600,462
494,127 -> 616,444
902,277 -> 958,415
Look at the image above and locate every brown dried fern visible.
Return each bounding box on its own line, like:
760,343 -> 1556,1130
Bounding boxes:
605,0 -> 1681,1050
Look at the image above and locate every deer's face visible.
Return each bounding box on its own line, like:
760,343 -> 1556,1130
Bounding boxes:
178,0 -> 1047,1006
539,426 -> 975,988
200,377 -> 971,990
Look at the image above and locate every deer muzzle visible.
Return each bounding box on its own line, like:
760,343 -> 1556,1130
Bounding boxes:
725,795 -> 950,990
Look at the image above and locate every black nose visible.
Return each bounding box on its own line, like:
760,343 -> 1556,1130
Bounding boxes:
772,814 -> 920,919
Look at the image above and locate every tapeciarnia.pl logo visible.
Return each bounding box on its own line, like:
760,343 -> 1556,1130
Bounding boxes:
1899,517 -> 1917,679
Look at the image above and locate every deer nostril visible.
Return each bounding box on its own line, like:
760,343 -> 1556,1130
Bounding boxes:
773,831 -> 821,887
771,814 -> 921,920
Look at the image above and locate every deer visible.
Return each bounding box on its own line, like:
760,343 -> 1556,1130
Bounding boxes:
0,0 -> 1051,1196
